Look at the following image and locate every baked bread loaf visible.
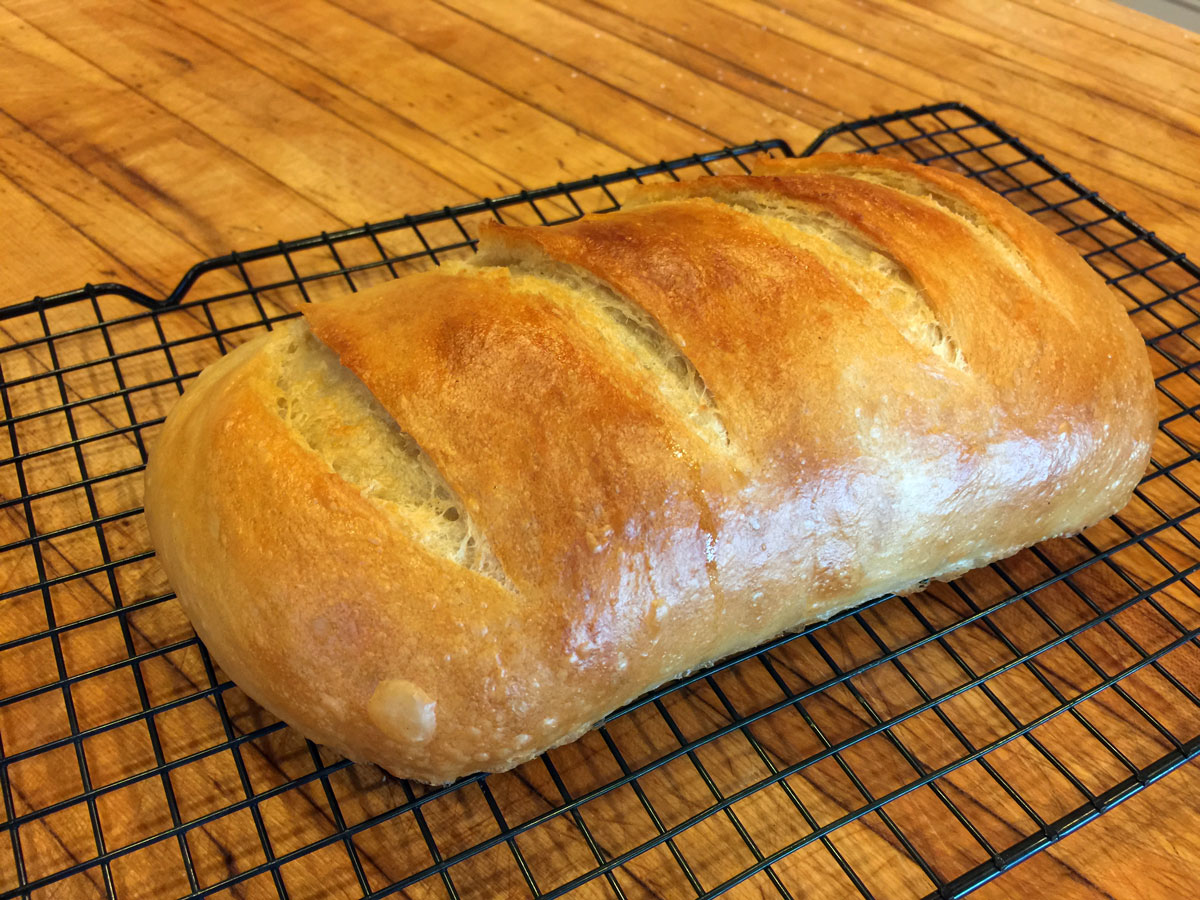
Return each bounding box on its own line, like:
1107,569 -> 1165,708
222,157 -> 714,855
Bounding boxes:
144,153 -> 1156,784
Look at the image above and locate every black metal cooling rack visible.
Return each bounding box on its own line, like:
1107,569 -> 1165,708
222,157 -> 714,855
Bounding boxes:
2,101 -> 1200,900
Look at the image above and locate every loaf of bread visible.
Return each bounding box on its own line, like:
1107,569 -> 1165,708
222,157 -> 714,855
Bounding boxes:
144,153 -> 1156,784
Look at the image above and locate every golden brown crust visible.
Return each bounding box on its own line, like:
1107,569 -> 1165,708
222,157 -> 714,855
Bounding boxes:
473,198 -> 977,469
144,154 -> 1157,783
143,330 -> 532,781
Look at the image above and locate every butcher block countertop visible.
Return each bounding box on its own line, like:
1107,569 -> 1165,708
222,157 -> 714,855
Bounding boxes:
2,1 -> 1200,898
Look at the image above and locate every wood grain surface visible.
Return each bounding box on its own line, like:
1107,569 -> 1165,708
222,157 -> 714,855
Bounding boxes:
2,1 -> 1200,899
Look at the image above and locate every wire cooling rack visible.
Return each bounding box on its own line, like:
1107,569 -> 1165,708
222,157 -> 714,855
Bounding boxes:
2,102 -> 1199,900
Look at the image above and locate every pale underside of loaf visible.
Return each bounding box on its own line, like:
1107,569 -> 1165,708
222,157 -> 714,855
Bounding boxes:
144,154 -> 1157,784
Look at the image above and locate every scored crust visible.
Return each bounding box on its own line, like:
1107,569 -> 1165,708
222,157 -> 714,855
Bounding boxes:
144,155 -> 1157,783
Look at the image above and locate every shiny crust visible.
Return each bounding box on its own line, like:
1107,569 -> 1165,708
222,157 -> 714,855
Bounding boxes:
144,155 -> 1157,783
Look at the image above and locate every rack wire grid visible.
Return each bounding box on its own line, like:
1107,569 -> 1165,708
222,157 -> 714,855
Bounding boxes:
1,101 -> 1199,900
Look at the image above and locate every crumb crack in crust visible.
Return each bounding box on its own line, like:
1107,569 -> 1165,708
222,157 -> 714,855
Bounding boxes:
627,185 -> 967,370
271,321 -> 510,586
466,253 -> 731,453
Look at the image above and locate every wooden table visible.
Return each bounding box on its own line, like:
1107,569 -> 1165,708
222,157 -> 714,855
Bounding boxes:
2,1 -> 1199,898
